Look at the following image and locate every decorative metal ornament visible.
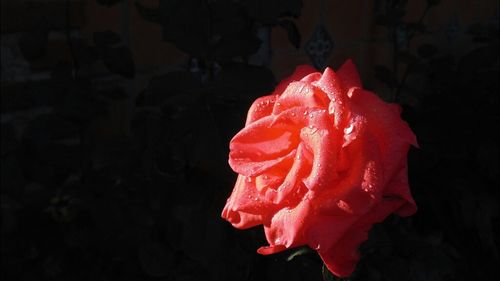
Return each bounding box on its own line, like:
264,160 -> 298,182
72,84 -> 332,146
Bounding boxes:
305,24 -> 334,70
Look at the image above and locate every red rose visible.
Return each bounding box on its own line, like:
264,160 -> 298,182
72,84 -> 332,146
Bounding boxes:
221,59 -> 417,277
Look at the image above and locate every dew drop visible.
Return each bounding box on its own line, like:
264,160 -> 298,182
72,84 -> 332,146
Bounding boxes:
298,84 -> 305,92
309,113 -> 314,118
246,177 -> 252,183
291,112 -> 296,117
303,110 -> 308,116
328,104 -> 335,115
276,102 -> 281,106
344,123 -> 354,134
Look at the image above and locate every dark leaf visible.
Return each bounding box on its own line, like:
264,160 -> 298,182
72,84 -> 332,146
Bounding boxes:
18,29 -> 48,61
139,71 -> 202,107
57,86 -> 109,121
426,0 -> 441,6
398,51 -> 418,64
138,242 -> 174,277
406,22 -> 427,33
322,264 -> 336,281
286,246 -> 313,261
212,33 -> 262,61
458,44 -> 499,75
97,0 -> 123,6
417,43 -> 438,58
375,9 -> 406,26
100,46 -> 135,79
1,123 -> 18,157
93,30 -> 122,47
211,63 -> 275,101
1,81 -> 55,112
134,1 -> 161,24
160,0 -> 210,56
99,87 -> 129,100
242,0 -> 302,24
278,19 -> 301,49
210,0 -> 248,36
374,65 -> 398,88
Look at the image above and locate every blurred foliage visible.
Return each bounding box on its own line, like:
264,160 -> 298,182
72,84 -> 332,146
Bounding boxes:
1,0 -> 499,281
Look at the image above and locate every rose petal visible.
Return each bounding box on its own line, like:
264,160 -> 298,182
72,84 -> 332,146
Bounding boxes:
229,113 -> 300,177
317,199 -> 405,277
350,89 -> 418,181
272,81 -> 330,115
245,94 -> 278,125
383,164 -> 417,216
260,195 -> 312,251
273,65 -> 317,96
337,59 -> 362,89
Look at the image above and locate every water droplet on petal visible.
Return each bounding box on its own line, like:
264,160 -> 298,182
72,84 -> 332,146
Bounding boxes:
328,104 -> 335,115
344,123 -> 354,134
246,177 -> 252,183
337,200 -> 353,213
309,113 -> 314,118
303,110 -> 308,116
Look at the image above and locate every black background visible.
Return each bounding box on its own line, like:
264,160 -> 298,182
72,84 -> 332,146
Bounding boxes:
1,0 -> 499,280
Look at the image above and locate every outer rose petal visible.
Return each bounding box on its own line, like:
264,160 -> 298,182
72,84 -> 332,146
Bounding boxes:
245,95 -> 278,125
350,89 -> 418,182
337,59 -> 362,89
317,199 -> 406,277
221,175 -> 267,229
273,65 -> 317,96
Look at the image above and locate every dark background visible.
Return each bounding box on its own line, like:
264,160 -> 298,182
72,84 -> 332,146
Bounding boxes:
1,0 -> 498,280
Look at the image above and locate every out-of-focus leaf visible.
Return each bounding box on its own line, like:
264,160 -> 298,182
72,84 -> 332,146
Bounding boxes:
286,246 -> 313,261
97,0 -> 123,6
93,30 -> 122,47
211,63 -> 275,101
406,22 -> 427,33
100,46 -> 135,79
427,0 -> 441,6
134,1 -> 161,24
322,264 -> 336,281
417,43 -> 438,58
139,71 -> 202,107
374,65 -> 398,88
1,123 -> 18,157
160,0 -> 210,57
212,33 -> 262,61
138,242 -> 174,277
18,29 -> 48,61
398,51 -> 418,64
98,87 -> 129,100
242,0 -> 302,24
279,19 -> 301,49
